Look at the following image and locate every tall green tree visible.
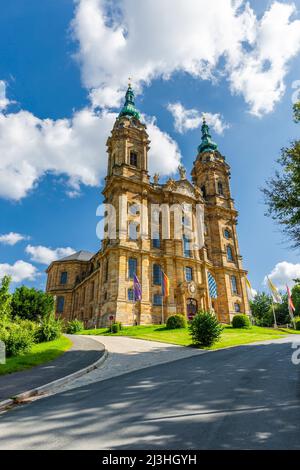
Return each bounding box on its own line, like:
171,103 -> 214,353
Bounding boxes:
0,276 -> 12,321
11,286 -> 54,322
250,292 -> 273,325
262,101 -> 300,248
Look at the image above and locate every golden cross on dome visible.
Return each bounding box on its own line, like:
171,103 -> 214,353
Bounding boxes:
128,76 -> 132,87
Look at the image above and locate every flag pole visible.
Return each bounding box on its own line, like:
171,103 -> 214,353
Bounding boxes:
272,303 -> 278,328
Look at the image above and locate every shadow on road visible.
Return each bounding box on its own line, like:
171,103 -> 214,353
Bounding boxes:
0,341 -> 299,450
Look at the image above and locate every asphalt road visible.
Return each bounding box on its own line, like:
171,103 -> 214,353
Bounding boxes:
0,337 -> 299,450
0,335 -> 105,400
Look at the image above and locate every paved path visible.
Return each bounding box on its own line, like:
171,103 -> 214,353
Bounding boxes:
0,335 -> 105,400
0,335 -> 299,449
47,335 -> 205,396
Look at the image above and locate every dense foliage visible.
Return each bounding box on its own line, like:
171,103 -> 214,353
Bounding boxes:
0,277 -> 62,358
262,101 -> 300,248
65,319 -> 84,334
110,322 -> 122,333
0,276 -> 12,321
166,314 -> 187,329
35,314 -> 62,342
11,286 -> 54,322
294,316 -> 300,330
189,311 -> 223,347
0,320 -> 35,357
232,314 -> 251,329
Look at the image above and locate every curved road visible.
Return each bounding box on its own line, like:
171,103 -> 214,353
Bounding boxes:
0,336 -> 299,449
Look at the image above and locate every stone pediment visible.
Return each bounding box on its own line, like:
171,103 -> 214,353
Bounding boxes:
165,178 -> 201,200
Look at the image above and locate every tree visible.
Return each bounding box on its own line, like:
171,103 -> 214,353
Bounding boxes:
262,101 -> 300,248
291,282 -> 300,317
11,286 -> 54,322
250,292 -> 272,324
0,276 -> 12,321
293,101 -> 300,123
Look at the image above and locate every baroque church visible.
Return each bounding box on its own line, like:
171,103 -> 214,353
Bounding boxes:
46,84 -> 250,327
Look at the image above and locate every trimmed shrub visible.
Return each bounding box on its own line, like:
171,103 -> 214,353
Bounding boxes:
294,316 -> 300,330
166,314 -> 187,330
65,319 -> 84,334
0,322 -> 34,357
36,315 -> 62,342
189,311 -> 223,347
110,322 -> 122,333
232,314 -> 251,329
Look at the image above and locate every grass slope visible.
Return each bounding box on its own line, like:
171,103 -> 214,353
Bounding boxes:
78,325 -> 291,349
0,335 -> 72,376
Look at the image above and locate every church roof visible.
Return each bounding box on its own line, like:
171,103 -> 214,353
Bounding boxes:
198,117 -> 218,154
59,250 -> 95,262
119,83 -> 140,120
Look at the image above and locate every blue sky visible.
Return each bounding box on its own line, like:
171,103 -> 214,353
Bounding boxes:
0,0 -> 300,293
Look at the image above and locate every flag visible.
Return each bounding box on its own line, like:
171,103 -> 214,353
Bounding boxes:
245,277 -> 255,300
267,277 -> 282,304
208,272 -> 218,299
133,274 -> 142,301
161,271 -> 170,298
286,285 -> 295,321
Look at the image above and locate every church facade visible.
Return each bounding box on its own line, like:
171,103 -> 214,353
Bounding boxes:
46,85 -> 250,327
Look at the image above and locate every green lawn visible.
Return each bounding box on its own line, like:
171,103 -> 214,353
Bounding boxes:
0,335 -> 72,376
77,324 -> 292,349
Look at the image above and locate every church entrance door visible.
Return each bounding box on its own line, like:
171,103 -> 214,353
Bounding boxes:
187,298 -> 198,321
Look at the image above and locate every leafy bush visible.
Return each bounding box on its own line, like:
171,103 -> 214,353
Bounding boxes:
0,276 -> 12,321
65,319 -> 84,334
0,321 -> 34,357
166,314 -> 187,329
11,286 -> 54,322
294,316 -> 300,331
36,315 -> 62,342
110,322 -> 122,333
232,314 -> 251,329
189,311 -> 223,347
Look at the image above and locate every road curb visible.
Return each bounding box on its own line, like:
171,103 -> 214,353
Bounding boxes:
0,341 -> 108,411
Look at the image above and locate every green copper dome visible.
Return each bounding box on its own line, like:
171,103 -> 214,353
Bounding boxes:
119,84 -> 140,120
198,117 -> 218,154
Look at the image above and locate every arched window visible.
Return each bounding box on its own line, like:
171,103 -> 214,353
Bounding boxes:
104,259 -> 109,282
185,267 -> 193,282
201,185 -> 207,199
231,275 -> 238,294
57,296 -> 65,313
224,229 -> 231,239
128,258 -> 137,279
130,151 -> 138,167
153,264 -> 162,285
129,222 -> 138,240
217,181 -> 224,196
128,288 -> 134,302
234,303 -> 241,313
152,234 -> 161,249
60,271 -> 68,285
183,235 -> 191,258
227,245 -> 234,262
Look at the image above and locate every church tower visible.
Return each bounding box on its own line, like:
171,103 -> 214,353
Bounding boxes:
191,118 -> 250,322
102,83 -> 153,325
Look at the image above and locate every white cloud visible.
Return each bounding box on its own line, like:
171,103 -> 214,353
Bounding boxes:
72,0 -> 300,116
167,102 -> 229,134
265,261 -> 300,290
144,115 -> 181,175
0,260 -> 37,283
0,104 -> 181,200
0,232 -> 28,246
25,245 -> 76,265
0,81 -> 9,111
